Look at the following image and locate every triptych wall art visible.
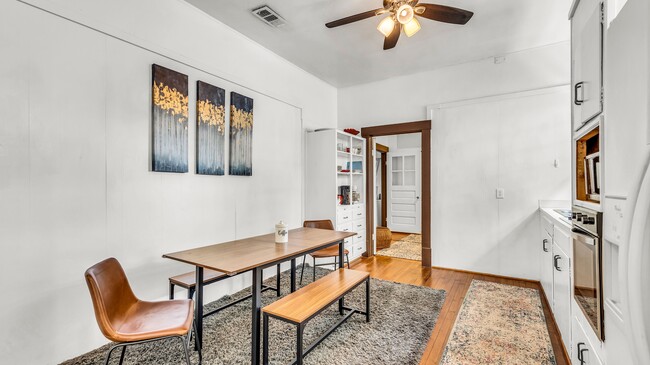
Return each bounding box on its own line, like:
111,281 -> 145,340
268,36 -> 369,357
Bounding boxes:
151,64 -> 254,176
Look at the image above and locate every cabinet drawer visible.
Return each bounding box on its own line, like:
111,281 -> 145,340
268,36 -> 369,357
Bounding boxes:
354,235 -> 366,255
553,225 -> 572,256
336,222 -> 353,233
337,208 -> 353,223
541,214 -> 554,236
352,220 -> 365,234
352,205 -> 365,220
571,316 -> 603,365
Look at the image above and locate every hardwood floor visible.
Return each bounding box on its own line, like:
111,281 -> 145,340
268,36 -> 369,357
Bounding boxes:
350,255 -> 570,365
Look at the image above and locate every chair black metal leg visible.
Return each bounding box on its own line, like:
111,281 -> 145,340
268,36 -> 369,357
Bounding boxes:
276,264 -> 281,297
103,344 -> 120,365
169,282 -> 175,300
118,346 -> 126,365
346,254 -> 350,269
263,313 -> 269,365
299,254 -> 306,285
188,287 -> 195,300
296,323 -> 304,365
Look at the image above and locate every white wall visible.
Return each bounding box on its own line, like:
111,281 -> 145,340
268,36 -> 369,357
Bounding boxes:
339,43 -> 571,279
0,1 -> 337,364
430,87 -> 571,280
338,42 -> 570,128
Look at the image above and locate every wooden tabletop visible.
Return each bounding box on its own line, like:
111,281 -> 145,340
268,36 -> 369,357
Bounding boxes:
163,227 -> 356,275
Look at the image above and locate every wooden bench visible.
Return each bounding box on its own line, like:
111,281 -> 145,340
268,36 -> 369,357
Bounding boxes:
262,268 -> 370,365
169,264 -> 281,318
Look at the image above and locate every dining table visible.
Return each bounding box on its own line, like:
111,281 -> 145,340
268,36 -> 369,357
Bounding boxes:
162,227 -> 357,365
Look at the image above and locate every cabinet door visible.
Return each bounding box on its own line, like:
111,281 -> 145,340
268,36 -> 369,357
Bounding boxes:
541,230 -> 554,305
572,0 -> 603,130
572,315 -> 604,365
552,243 -> 572,352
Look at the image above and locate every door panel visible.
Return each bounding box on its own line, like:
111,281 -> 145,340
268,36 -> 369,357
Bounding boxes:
541,230 -> 554,305
387,148 -> 421,233
553,243 -> 572,352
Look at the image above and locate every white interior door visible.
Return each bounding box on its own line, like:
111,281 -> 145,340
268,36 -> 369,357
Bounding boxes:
387,148 -> 421,234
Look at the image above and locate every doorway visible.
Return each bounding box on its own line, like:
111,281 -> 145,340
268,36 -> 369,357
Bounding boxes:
362,121 -> 431,267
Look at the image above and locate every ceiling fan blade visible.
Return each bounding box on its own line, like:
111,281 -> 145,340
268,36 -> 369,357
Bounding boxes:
326,8 -> 383,28
417,4 -> 473,25
383,23 -> 402,50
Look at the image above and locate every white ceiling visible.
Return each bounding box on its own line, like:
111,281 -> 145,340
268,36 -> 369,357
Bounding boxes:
186,0 -> 571,88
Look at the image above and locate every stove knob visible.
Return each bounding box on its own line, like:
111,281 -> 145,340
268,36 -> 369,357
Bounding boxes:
572,212 -> 578,219
584,217 -> 595,225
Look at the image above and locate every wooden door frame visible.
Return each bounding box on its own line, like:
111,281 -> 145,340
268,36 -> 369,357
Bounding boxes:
361,120 -> 431,267
376,143 -> 389,227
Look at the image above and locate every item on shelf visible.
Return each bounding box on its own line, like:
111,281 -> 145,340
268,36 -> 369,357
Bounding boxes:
345,147 -> 351,152
337,165 -> 343,172
351,186 -> 361,204
337,195 -> 343,205
275,221 -> 288,243
337,142 -> 344,151
344,128 -> 360,136
339,185 -> 351,205
347,161 -> 363,173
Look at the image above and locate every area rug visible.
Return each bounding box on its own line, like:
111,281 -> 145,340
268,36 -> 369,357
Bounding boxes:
376,234 -> 422,261
439,280 -> 556,365
63,266 -> 446,365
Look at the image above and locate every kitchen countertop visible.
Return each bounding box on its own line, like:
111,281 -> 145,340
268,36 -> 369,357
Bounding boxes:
540,207 -> 572,230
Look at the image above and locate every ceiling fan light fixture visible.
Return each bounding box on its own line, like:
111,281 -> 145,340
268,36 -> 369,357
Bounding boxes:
396,4 -> 414,24
377,16 -> 396,37
403,17 -> 421,37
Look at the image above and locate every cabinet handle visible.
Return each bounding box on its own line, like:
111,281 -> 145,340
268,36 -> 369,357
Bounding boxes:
579,348 -> 589,364
577,343 -> 586,363
542,239 -> 549,252
574,82 -> 585,105
553,255 -> 562,271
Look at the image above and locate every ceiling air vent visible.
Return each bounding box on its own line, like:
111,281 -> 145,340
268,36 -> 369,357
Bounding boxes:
252,5 -> 287,28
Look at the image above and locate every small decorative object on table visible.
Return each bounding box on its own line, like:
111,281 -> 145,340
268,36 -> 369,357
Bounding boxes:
344,128 -> 360,136
275,221 -> 288,243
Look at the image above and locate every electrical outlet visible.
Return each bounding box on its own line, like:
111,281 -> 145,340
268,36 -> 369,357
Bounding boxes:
496,188 -> 505,199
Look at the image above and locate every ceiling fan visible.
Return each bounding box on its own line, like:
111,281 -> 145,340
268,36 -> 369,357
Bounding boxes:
325,0 -> 473,50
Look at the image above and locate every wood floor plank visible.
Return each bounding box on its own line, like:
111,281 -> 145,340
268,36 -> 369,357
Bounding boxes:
351,256 -> 569,365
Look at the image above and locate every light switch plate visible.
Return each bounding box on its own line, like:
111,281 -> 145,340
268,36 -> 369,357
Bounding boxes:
496,188 -> 505,199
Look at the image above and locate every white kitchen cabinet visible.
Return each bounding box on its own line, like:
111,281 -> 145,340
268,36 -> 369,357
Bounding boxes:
305,129 -> 367,260
570,0 -> 604,131
541,229 -> 554,305
572,315 -> 604,365
553,241 -> 572,353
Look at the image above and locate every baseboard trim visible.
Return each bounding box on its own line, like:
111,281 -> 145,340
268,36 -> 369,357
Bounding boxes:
429,266 -> 540,284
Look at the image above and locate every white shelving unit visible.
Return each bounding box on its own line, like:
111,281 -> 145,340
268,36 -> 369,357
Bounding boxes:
305,129 -> 367,261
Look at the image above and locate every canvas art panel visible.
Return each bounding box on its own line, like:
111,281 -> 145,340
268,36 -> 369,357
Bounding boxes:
152,64 -> 189,173
229,92 -> 253,176
196,81 -> 226,175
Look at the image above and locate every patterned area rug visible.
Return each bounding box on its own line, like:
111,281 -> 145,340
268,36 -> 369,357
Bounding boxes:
62,266 -> 446,365
376,234 -> 421,261
440,280 -> 557,365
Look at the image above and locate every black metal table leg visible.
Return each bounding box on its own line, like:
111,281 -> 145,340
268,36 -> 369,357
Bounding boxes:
251,267 -> 263,365
194,267 -> 204,351
276,264 -> 281,297
338,240 -> 344,315
366,278 -> 370,322
290,258 -> 296,292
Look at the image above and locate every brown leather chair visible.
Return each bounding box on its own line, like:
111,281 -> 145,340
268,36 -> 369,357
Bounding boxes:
300,220 -> 350,284
85,258 -> 201,365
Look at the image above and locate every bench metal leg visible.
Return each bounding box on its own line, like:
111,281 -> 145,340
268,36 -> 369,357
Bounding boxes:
169,282 -> 175,300
296,323 -> 305,365
312,257 -> 316,283
276,264 -> 281,297
365,278 -> 370,323
263,313 -> 269,365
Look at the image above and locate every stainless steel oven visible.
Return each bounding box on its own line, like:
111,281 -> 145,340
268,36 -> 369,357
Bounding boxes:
572,206 -> 604,340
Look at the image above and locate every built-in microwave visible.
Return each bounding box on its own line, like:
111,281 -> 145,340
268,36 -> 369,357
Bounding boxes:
576,124 -> 600,204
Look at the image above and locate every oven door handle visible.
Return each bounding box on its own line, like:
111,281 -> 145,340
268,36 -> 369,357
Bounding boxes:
573,230 -> 597,246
